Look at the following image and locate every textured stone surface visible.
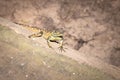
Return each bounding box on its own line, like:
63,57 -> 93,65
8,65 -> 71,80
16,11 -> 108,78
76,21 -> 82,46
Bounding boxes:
0,0 -> 120,79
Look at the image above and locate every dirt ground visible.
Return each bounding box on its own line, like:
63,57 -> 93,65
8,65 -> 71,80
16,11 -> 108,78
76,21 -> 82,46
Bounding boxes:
0,0 -> 120,80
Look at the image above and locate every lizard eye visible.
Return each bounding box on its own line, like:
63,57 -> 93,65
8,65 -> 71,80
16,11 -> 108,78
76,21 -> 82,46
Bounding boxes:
39,31 -> 43,35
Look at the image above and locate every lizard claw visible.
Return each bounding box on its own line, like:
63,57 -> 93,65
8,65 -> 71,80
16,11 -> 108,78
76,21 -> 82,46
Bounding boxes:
58,46 -> 65,52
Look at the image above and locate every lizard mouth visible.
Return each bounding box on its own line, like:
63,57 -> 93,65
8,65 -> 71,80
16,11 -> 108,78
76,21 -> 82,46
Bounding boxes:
57,36 -> 63,38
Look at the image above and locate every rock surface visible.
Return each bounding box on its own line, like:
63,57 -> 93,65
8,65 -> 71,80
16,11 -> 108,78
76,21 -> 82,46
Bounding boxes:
0,0 -> 120,80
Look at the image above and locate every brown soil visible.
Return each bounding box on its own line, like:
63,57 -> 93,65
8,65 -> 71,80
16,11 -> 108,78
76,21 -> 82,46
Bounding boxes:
0,0 -> 120,80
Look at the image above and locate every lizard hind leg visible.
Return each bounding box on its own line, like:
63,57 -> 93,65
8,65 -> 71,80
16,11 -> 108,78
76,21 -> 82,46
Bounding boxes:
28,31 -> 43,38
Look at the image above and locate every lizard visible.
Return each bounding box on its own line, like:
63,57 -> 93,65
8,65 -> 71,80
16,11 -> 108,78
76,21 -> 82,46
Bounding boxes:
14,22 -> 65,52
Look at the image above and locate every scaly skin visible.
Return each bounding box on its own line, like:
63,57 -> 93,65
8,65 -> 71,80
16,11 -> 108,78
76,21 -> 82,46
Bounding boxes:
15,22 -> 65,52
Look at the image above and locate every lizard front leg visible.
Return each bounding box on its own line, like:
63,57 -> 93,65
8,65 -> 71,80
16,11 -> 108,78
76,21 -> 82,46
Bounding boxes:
58,40 -> 65,52
47,37 -> 53,48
